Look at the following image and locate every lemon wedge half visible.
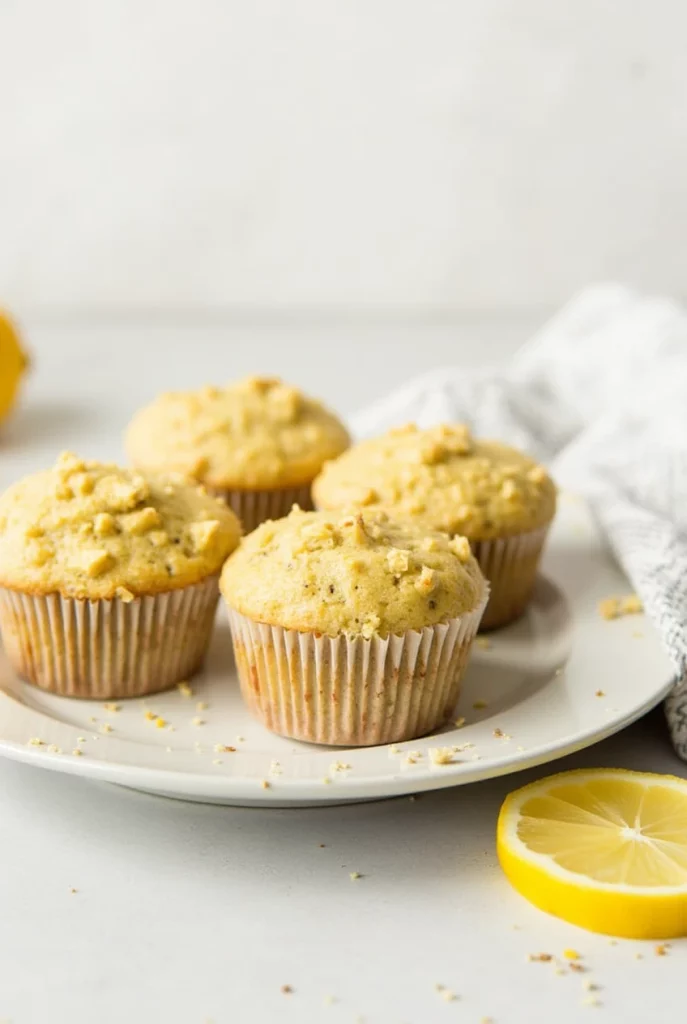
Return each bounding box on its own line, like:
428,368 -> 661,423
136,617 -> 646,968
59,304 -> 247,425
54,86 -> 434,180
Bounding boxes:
497,768 -> 687,938
0,309 -> 29,424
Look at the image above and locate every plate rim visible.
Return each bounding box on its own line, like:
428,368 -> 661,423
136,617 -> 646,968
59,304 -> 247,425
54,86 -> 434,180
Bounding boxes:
0,676 -> 673,804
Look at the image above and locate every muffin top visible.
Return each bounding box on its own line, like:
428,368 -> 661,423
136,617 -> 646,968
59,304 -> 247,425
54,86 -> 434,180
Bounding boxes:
220,506 -> 486,637
312,424 -> 556,540
0,452 -> 241,599
125,376 -> 351,490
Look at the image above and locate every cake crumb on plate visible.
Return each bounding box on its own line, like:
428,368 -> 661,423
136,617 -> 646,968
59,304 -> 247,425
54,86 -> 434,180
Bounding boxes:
429,747 -> 455,765
599,594 -> 643,620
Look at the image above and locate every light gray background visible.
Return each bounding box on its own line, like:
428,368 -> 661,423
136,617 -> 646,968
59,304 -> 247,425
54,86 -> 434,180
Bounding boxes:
2,1 -> 686,320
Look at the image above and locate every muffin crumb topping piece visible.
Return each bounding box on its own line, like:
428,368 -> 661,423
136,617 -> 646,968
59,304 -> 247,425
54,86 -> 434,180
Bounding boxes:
449,536 -> 472,562
187,520 -> 222,554
386,548 -> 410,574
93,513 -> 116,537
29,543 -> 53,567
414,566 -> 437,594
122,507 -> 163,535
82,549 -> 115,578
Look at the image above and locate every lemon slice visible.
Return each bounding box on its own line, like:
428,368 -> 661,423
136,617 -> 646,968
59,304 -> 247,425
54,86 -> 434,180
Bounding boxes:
497,768 -> 687,938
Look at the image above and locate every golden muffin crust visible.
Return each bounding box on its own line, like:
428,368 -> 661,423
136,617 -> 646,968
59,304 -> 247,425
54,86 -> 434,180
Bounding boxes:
312,424 -> 556,540
220,506 -> 485,637
0,452 -> 241,599
125,376 -> 350,490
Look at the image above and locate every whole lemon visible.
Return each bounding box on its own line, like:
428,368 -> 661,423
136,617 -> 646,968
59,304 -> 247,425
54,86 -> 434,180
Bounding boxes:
0,311 -> 29,423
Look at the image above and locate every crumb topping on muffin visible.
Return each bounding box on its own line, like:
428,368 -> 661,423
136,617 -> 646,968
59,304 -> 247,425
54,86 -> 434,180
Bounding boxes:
220,506 -> 485,637
125,376 -> 350,490
312,424 -> 556,539
0,452 -> 241,598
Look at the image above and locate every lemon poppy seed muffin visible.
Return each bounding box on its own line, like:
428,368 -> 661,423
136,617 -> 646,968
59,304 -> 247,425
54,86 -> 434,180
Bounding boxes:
125,376 -> 350,533
0,452 -> 241,698
221,506 -> 488,745
312,423 -> 556,629
222,506 -> 484,636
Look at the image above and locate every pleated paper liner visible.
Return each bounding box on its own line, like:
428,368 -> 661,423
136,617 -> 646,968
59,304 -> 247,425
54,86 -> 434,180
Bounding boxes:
211,483 -> 314,535
0,575 -> 220,699
472,524 -> 550,631
226,588 -> 488,746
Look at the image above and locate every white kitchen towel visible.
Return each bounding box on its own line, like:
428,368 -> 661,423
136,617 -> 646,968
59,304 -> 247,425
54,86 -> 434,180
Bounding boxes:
351,284 -> 687,759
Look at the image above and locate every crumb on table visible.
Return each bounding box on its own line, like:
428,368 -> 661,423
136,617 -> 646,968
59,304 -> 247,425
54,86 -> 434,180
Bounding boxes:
599,594 -> 643,620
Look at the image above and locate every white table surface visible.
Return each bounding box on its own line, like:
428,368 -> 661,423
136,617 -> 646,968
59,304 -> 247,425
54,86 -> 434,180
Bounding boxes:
1,322 -> 683,1024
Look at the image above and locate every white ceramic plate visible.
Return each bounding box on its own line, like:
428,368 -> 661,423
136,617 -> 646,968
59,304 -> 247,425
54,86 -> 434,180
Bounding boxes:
0,495 -> 674,806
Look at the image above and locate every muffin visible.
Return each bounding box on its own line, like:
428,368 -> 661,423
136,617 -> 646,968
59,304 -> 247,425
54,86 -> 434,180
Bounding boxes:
0,452 -> 241,698
221,506 -> 488,746
125,376 -> 350,533
312,424 -> 556,630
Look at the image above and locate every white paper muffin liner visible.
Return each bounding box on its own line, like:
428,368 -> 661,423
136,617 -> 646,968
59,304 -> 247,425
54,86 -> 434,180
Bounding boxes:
471,524 -> 550,630
226,586 -> 488,746
0,576 -> 220,699
211,484 -> 314,535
